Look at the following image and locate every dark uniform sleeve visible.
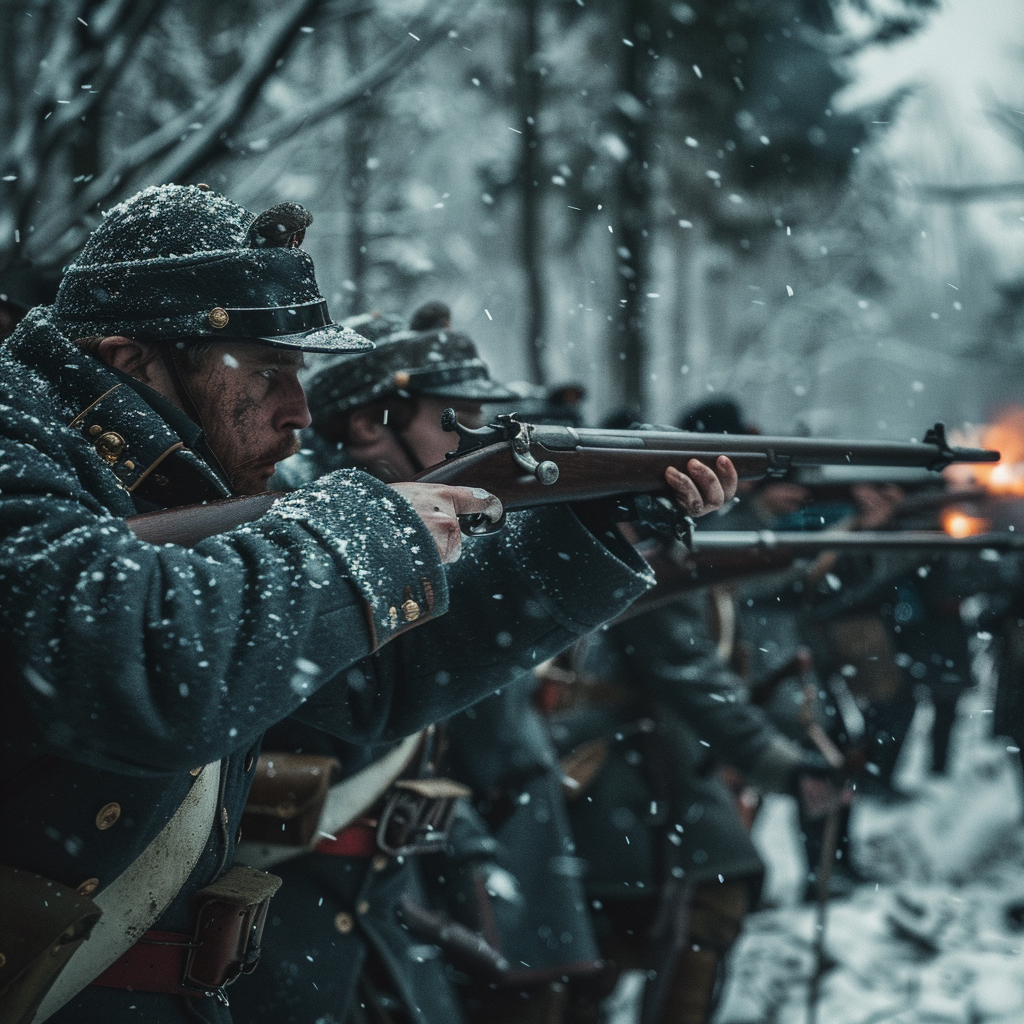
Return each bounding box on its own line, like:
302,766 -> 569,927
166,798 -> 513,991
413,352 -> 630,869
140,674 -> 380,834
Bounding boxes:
0,438 -> 447,774
605,596 -> 805,791
291,504 -> 655,742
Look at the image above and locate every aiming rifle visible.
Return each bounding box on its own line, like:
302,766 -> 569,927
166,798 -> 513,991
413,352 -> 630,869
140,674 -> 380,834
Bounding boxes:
613,527 -> 1024,625
126,414 -> 999,545
421,413 -> 997,533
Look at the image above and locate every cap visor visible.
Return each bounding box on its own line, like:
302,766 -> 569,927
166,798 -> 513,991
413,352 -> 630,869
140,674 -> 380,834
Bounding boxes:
414,378 -> 521,402
258,322 -> 375,353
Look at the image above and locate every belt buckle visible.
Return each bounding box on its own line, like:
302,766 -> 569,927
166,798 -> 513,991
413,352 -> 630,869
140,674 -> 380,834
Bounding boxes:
184,866 -> 281,991
376,778 -> 472,856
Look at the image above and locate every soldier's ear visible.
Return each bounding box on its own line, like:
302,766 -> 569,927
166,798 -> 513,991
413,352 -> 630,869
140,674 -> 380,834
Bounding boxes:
347,407 -> 388,445
95,336 -> 158,380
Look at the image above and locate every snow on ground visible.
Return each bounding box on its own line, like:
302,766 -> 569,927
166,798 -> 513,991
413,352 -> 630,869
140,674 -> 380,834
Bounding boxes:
714,688 -> 1024,1024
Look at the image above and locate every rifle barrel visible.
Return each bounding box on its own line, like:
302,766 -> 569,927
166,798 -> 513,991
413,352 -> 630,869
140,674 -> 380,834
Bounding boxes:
689,530 -> 1024,552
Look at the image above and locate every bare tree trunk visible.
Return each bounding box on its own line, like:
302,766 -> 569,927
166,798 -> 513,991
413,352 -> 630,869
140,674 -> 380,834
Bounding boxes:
340,7 -> 377,313
610,0 -> 653,412
518,0 -> 547,385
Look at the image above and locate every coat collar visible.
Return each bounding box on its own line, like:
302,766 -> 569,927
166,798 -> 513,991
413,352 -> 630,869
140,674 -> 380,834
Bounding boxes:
5,309 -> 230,508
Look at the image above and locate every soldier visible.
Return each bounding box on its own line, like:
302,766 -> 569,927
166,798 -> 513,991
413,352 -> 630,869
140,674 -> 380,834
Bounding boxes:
541,402 -> 842,1024
230,319 -> 607,1024
0,187 -> 735,1024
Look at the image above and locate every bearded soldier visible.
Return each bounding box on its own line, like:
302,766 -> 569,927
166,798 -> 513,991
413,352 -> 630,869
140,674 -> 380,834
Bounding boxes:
0,187 -> 736,1024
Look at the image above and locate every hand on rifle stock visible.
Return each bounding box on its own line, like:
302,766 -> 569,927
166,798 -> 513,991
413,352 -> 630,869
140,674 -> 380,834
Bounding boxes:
390,483 -> 503,563
666,456 -> 738,517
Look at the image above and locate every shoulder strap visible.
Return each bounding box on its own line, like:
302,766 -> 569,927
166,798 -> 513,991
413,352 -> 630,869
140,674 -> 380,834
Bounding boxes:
32,761 -> 221,1022
236,731 -> 423,870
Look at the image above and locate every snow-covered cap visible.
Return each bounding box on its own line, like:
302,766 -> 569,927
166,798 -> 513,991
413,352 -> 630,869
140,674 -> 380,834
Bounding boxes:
51,184 -> 372,354
306,328 -> 520,422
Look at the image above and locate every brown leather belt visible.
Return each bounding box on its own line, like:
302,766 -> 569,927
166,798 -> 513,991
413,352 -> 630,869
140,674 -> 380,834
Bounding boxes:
314,820 -> 378,858
313,778 -> 471,859
91,930 -> 204,998
88,865 -> 280,1002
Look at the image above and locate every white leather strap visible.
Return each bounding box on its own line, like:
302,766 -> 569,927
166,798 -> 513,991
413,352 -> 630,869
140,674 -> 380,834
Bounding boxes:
33,761 -> 222,1022
236,731 -> 423,870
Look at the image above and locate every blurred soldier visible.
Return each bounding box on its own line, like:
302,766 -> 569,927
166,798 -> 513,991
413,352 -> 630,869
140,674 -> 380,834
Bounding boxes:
229,316 -> 736,1024
538,401 -> 839,1024
0,188 -> 729,1024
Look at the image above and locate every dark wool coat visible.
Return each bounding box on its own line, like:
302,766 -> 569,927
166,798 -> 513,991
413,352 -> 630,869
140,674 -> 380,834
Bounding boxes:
550,594 -> 805,900
0,310 -> 652,1023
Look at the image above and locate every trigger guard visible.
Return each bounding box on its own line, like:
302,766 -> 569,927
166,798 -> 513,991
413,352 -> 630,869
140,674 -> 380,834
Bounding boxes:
458,511 -> 507,536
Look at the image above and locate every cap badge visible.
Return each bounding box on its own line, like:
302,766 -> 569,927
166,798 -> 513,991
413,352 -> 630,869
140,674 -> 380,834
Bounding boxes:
208,307 -> 230,329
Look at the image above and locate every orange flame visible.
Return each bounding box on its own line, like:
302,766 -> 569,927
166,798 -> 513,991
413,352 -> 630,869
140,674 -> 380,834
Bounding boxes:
940,509 -> 990,538
945,407 -> 1024,496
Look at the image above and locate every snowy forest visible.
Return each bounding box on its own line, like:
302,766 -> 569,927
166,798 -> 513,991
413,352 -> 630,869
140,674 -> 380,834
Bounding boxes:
3,0 -> 1024,435
7,4 -> 1024,1024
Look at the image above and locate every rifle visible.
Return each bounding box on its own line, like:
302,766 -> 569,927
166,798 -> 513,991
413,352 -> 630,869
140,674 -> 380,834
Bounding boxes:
417,414 -> 996,532
616,528 -> 1024,624
125,414 -> 998,545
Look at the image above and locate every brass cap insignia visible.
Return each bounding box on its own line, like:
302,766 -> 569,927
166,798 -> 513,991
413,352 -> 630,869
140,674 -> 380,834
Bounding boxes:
208,307 -> 230,329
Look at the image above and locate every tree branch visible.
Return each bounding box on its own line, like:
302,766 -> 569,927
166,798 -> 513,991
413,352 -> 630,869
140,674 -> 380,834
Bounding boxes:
232,3 -> 462,155
26,0 -> 324,261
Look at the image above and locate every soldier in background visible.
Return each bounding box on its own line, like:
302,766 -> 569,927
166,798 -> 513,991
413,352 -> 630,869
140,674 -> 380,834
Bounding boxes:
539,401 -> 842,1024
232,309 -> 706,1024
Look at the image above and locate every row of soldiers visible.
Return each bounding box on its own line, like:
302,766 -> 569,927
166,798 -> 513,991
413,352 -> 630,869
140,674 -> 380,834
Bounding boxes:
226,305 -> 992,1023
0,184 -> 1004,1024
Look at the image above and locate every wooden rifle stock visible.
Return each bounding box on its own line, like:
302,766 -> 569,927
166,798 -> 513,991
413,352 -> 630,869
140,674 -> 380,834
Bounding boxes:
127,493 -> 279,545
414,413 -> 998,512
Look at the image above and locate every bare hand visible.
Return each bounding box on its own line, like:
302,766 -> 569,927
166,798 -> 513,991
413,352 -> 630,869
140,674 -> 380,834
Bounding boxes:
391,482 -> 503,564
851,483 -> 904,529
665,456 -> 738,517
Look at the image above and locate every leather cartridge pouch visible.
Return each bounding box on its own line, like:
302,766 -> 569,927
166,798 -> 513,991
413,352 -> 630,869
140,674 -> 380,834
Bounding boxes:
0,866 -> 102,1024
240,753 -> 341,848
377,778 -> 472,856
185,866 -> 281,991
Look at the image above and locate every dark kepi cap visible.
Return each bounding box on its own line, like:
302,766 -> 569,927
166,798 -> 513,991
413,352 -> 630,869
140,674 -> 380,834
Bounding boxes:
306,328 -> 520,423
51,184 -> 372,354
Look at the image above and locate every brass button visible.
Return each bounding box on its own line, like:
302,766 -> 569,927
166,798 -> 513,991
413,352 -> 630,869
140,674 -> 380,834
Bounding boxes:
401,599 -> 420,623
123,460 -> 135,470
388,606 -> 399,628
95,431 -> 126,463
334,911 -> 354,934
76,878 -> 99,896
393,371 -> 411,388
245,751 -> 255,771
356,900 -> 370,915
189,766 -> 204,777
95,802 -> 121,830
196,183 -> 211,191
371,854 -> 389,873
208,307 -> 230,329
88,424 -> 103,437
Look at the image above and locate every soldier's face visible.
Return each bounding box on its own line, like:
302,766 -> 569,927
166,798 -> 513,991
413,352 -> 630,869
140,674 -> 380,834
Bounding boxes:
189,342 -> 311,494
403,398 -> 484,470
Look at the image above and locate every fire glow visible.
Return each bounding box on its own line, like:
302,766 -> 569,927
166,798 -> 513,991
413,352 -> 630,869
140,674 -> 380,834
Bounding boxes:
945,407 -> 1024,496
940,509 -> 991,538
